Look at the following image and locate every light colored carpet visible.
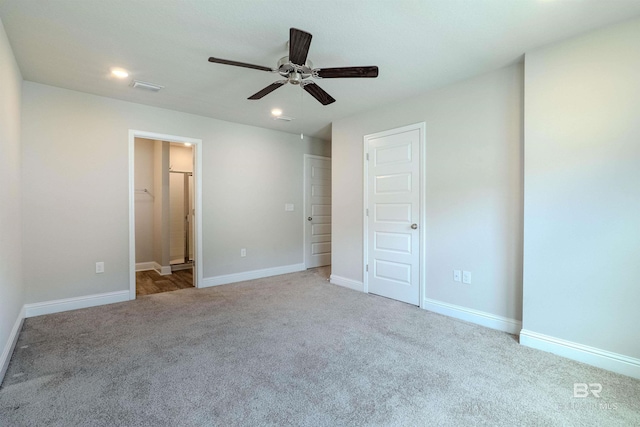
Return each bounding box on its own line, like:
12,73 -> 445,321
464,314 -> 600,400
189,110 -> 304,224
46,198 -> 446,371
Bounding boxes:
1,267 -> 638,426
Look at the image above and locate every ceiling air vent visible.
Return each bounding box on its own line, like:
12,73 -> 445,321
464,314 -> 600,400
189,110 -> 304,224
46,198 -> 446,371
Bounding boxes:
273,116 -> 294,122
131,80 -> 164,92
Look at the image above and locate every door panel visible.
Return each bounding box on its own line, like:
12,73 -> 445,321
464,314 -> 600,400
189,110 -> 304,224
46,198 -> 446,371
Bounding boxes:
305,156 -> 332,268
375,173 -> 412,193
374,259 -> 412,284
374,231 -> 412,253
367,128 -> 421,305
375,203 -> 412,223
312,242 -> 332,254
311,204 -> 331,216
312,224 -> 331,235
375,143 -> 412,165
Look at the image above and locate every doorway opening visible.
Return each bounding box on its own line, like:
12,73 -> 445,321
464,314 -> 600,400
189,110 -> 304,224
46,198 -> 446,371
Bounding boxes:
128,130 -> 203,299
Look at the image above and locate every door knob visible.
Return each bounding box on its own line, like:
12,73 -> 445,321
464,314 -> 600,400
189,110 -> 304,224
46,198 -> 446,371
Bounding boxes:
307,217 -> 313,221
411,223 -> 418,229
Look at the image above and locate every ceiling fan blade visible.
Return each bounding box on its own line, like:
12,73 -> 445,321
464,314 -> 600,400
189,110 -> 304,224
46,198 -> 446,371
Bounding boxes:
315,66 -> 379,78
303,83 -> 336,105
248,80 -> 287,100
208,57 -> 273,72
289,28 -> 312,65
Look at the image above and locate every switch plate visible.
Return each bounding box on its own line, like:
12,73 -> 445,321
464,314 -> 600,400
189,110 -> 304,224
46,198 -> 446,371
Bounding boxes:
285,203 -> 294,211
453,270 -> 461,282
240,248 -> 246,257
96,262 -> 104,274
462,271 -> 471,284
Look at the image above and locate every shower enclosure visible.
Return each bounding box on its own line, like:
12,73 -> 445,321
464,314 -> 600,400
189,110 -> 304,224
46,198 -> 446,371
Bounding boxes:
170,170 -> 194,268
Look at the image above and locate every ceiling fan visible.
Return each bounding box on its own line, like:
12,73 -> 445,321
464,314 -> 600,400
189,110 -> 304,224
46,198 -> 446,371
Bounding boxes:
208,28 -> 379,106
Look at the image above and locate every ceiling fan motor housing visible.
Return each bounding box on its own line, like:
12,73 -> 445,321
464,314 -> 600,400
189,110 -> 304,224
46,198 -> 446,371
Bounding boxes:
277,56 -> 313,85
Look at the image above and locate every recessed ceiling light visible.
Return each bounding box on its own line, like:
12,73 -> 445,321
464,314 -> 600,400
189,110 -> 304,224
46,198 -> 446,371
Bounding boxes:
111,68 -> 129,78
184,143 -> 192,147
271,108 -> 283,117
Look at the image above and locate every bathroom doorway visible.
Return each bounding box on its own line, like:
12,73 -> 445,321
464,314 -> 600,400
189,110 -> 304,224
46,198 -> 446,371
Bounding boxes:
128,130 -> 202,299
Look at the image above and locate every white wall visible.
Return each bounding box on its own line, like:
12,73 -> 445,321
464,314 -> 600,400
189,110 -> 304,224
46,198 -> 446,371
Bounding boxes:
0,17 -> 24,380
332,64 -> 523,322
21,82 -> 330,303
134,138 -> 154,263
522,17 -> 640,359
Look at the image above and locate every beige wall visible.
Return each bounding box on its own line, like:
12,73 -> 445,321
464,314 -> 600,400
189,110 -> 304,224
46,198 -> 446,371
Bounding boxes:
170,144 -> 193,172
522,17 -> 640,358
21,82 -> 330,303
332,64 -> 524,321
152,140 -> 170,267
134,138 -> 154,263
0,17 -> 24,378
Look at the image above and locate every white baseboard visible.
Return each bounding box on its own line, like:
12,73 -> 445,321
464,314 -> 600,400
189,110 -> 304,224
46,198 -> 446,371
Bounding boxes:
423,298 -> 522,335
171,263 -> 193,272
201,263 -> 306,288
520,329 -> 640,380
330,275 -> 364,292
0,306 -> 25,384
135,262 -> 155,272
24,290 -> 130,318
153,262 -> 172,276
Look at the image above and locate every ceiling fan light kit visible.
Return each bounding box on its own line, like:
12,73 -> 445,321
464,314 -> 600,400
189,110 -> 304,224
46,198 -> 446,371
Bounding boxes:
208,28 -> 379,105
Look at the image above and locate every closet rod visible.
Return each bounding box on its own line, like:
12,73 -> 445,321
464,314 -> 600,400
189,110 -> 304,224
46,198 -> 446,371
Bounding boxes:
135,188 -> 155,198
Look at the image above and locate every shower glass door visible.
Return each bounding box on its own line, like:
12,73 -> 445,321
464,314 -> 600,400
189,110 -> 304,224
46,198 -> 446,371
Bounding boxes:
169,171 -> 193,265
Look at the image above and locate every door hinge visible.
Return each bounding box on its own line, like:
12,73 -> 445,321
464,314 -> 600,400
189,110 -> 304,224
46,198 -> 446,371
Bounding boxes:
366,153 -> 369,161
366,264 -> 369,272
366,208 -> 369,216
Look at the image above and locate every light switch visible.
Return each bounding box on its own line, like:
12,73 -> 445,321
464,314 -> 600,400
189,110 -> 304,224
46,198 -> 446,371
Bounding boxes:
240,248 -> 246,257
96,262 -> 104,274
462,271 -> 471,284
453,270 -> 461,282
285,203 -> 294,211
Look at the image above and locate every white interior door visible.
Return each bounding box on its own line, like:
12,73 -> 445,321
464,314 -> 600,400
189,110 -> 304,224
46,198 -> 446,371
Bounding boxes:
305,155 -> 331,268
365,126 -> 421,305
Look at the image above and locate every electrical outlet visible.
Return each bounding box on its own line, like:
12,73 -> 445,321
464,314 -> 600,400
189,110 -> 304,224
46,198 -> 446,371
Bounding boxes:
285,203 -> 294,211
96,262 -> 104,274
462,271 -> 471,284
240,248 -> 246,257
453,270 -> 461,282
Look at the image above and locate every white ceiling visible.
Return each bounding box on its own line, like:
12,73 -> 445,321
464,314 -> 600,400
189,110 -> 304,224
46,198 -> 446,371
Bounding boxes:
2,0 -> 640,140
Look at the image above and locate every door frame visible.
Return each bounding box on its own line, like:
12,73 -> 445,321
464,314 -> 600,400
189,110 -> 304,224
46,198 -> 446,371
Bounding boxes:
363,122 -> 426,308
303,154 -> 331,269
128,130 -> 203,300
